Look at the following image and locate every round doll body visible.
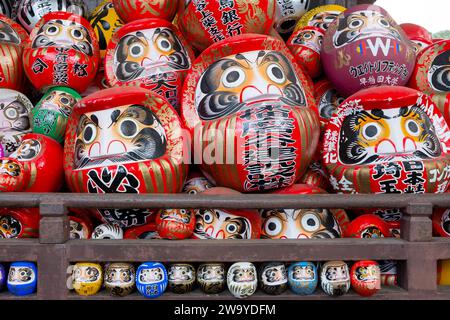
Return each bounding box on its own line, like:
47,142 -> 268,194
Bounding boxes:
136,262 -> 168,298
320,260 -> 350,297
313,79 -> 345,129
104,262 -> 135,297
182,171 -> 214,194
323,86 -> 450,195
92,223 -> 123,240
31,86 -> 81,144
168,263 -> 195,294
0,264 -> 5,291
0,15 -> 28,91
322,5 -> 416,97
273,0 -> 312,35
192,188 -> 261,240
344,215 -> 391,239
293,5 -> 346,32
177,0 -> 276,52
124,220 -> 160,239
7,262 -> 37,296
379,260 -> 397,286
23,12 -> 100,93
400,23 -> 432,54
113,0 -> 177,23
63,87 -> 188,229
0,208 -> 39,238
227,262 -> 258,299
350,260 -> 381,297
17,0 -> 87,32
288,261 -> 318,295
0,133 -> 64,192
156,208 -> 195,240
197,263 -> 226,294
0,89 -> 33,156
181,33 -> 320,193
259,262 -> 288,295
72,262 -> 103,296
69,214 -> 93,240
104,18 -> 195,111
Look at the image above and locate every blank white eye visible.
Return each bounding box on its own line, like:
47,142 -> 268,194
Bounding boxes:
349,18 -> 364,29
118,119 -> 139,139
221,67 -> 245,88
405,119 -> 421,136
267,63 -> 286,84
71,28 -> 84,40
129,43 -> 145,58
202,211 -> 214,224
157,38 -> 172,52
45,25 -> 59,36
4,107 -> 18,120
264,216 -> 283,237
301,212 -> 320,232
82,124 -> 97,144
362,122 -> 382,141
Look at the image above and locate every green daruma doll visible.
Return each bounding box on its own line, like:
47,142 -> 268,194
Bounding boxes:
31,86 -> 81,144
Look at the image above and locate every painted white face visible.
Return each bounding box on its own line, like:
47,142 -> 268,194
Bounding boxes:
39,90 -> 78,117
0,20 -> 21,44
338,106 -> 442,165
324,264 -> 349,283
291,29 -> 323,54
32,19 -> 93,56
262,265 -> 287,286
139,267 -> 164,284
8,267 -> 35,285
73,265 -> 101,283
0,90 -> 32,133
182,176 -> 213,194
69,220 -> 88,239
333,10 -> 402,48
198,265 -> 225,282
74,105 -> 167,170
195,209 -> 252,239
355,265 -> 379,282
229,263 -> 256,283
309,10 -> 341,30
10,139 -> 41,161
105,266 -> 134,285
168,265 -> 194,282
293,265 -> 315,281
114,28 -> 190,82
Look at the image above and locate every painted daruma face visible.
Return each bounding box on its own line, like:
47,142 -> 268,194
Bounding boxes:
227,262 -> 258,299
7,262 -> 37,296
182,35 -> 319,193
72,263 -> 103,296
323,86 -> 450,194
136,262 -> 168,298
195,209 -> 252,240
197,263 -> 226,294
321,261 -> 350,296
288,262 -> 318,295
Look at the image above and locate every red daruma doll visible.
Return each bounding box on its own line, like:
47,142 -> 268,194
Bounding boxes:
181,34 -> 320,193
350,260 -> 381,297
23,12 -> 100,93
63,87 -> 188,229
113,0 -> 178,23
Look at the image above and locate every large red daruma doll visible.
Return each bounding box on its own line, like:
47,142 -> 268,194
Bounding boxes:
104,18 -> 195,111
64,87 -> 188,228
323,86 -> 450,194
113,0 -> 178,23
181,34 -> 320,193
321,4 -> 416,97
0,14 -> 28,91
0,208 -> 39,238
23,12 -> 100,93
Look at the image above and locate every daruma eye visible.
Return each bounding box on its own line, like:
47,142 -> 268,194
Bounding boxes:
264,216 -> 283,236
226,222 -> 238,234
303,32 -> 312,40
82,124 -> 97,144
378,18 -> 390,28
362,122 -> 382,140
118,119 -> 138,138
221,67 -> 245,88
60,97 -> 70,105
301,213 -> 320,232
4,107 -> 18,120
157,38 -> 172,52
202,211 -> 214,223
349,18 -> 364,29
267,63 -> 286,84
405,119 -> 420,136
71,28 -> 83,40
46,25 -> 59,36
129,43 -> 145,58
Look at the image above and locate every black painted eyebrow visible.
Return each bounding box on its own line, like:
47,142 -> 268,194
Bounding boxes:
90,114 -> 99,127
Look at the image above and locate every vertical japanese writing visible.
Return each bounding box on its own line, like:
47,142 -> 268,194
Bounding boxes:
53,48 -> 69,85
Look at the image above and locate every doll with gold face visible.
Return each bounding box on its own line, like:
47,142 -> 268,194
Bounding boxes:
104,262 -> 135,297
71,262 -> 103,296
167,263 -> 195,294
197,263 -> 226,294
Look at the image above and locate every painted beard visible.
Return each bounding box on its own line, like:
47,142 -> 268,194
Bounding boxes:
114,28 -> 190,82
0,21 -> 20,44
195,50 -> 307,121
260,208 -> 341,239
74,104 -> 167,170
160,209 -> 191,224
32,19 -> 93,56
0,215 -> 21,238
333,10 -> 402,48
140,268 -> 163,284
263,265 -> 287,285
0,99 -> 30,133
318,89 -> 344,120
428,50 -> 450,92
338,105 -> 442,165
194,209 -> 252,239
293,266 -> 315,281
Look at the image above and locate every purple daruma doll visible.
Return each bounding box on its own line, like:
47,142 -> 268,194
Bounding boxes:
322,4 -> 416,97
0,264 -> 5,291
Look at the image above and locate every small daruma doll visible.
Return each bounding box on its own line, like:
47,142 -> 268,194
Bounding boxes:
192,188 -> 261,240
64,87 -> 188,229
181,34 -> 320,193
227,262 -> 258,299
0,133 -> 64,192
105,18 -> 195,110
167,263 -> 195,294
7,261 -> 37,296
288,261 -> 318,295
350,260 -> 381,297
320,261 -> 350,297
273,0 -> 312,35
197,263 -> 226,294
177,0 -> 276,52
156,208 -> 195,240
31,86 -> 82,144
400,23 -> 432,54
0,15 -> 28,91
23,12 -> 100,93
0,89 -> 32,156
113,0 -> 178,23
344,215 -> 391,239
72,262 -> 103,296
136,262 -> 168,298
314,79 -> 345,129
259,262 -> 288,295
323,86 -> 450,195
104,262 -> 135,297
294,5 -> 346,32
322,4 -> 416,97
0,208 -> 40,238
69,213 -> 93,240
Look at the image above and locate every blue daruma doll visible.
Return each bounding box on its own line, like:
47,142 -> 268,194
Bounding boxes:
0,264 -> 6,291
136,262 -> 167,298
288,262 -> 318,295
7,262 -> 37,296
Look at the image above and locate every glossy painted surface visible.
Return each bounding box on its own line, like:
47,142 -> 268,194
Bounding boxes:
7,261 -> 37,296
